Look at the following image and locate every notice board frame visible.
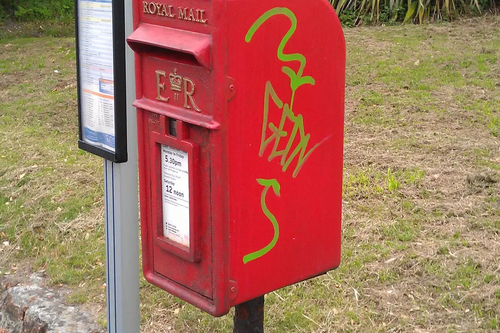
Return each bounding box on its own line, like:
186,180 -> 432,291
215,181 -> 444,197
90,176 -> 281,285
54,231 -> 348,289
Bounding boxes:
75,0 -> 128,163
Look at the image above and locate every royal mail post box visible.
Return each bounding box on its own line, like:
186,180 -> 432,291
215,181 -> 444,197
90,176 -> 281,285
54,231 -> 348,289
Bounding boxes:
127,0 -> 345,316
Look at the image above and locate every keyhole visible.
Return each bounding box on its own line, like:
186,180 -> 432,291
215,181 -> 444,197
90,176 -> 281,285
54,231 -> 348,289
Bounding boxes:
169,118 -> 177,137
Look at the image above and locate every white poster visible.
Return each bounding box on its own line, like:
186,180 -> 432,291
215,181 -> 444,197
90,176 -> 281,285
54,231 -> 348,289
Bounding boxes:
78,0 -> 116,151
161,145 -> 190,248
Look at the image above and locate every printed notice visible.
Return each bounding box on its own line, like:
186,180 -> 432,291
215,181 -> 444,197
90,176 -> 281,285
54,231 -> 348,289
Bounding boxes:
161,145 -> 190,248
78,0 -> 116,151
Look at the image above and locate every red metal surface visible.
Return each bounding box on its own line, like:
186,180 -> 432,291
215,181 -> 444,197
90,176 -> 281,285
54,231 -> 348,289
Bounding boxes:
128,24 -> 212,69
129,0 -> 345,316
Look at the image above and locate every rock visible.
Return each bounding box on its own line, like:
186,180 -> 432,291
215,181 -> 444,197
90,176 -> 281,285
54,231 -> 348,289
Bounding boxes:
0,274 -> 102,333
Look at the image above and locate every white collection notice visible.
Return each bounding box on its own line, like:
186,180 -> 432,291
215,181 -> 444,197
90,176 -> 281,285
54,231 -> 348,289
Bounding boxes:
78,0 -> 116,151
161,145 -> 190,248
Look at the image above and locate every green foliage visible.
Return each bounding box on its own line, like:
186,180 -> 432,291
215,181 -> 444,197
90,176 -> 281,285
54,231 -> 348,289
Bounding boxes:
0,0 -> 74,22
338,9 -> 359,27
386,168 -> 401,192
329,0 -> 496,25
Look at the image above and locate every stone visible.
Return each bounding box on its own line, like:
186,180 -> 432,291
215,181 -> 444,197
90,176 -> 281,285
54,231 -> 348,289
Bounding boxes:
0,274 -> 103,333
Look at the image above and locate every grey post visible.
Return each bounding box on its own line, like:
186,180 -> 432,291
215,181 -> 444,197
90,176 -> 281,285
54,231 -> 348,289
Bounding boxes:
104,0 -> 140,332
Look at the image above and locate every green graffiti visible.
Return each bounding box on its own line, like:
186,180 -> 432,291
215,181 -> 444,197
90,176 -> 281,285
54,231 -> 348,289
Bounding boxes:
245,7 -> 315,92
243,179 -> 281,264
243,8 -> 329,264
245,7 -> 329,178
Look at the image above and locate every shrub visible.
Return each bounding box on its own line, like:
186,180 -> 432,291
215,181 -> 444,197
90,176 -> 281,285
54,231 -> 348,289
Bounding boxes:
329,0 -> 497,25
0,0 -> 74,22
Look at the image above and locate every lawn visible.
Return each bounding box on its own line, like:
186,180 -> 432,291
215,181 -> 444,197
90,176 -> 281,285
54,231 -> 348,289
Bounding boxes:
1,15 -> 499,333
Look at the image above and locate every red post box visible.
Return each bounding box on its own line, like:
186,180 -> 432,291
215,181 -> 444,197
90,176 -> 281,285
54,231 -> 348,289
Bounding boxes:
127,0 -> 345,316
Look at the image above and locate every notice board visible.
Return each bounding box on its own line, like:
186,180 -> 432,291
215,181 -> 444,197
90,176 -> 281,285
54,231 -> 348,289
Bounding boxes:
75,0 -> 127,162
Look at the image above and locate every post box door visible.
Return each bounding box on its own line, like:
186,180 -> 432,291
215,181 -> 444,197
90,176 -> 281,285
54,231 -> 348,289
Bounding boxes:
145,114 -> 213,298
129,26 -> 221,301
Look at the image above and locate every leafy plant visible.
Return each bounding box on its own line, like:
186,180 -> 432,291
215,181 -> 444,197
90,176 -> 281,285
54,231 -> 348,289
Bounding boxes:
329,0 -> 496,25
387,168 -> 401,192
1,0 -> 74,22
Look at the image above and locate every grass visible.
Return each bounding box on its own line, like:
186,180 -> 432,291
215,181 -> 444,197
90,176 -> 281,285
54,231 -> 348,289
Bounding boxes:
0,20 -> 76,39
1,15 -> 500,333
0,36 -> 106,314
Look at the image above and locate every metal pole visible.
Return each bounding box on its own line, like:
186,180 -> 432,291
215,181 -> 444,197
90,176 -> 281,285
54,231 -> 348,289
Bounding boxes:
233,296 -> 265,333
104,0 -> 140,332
